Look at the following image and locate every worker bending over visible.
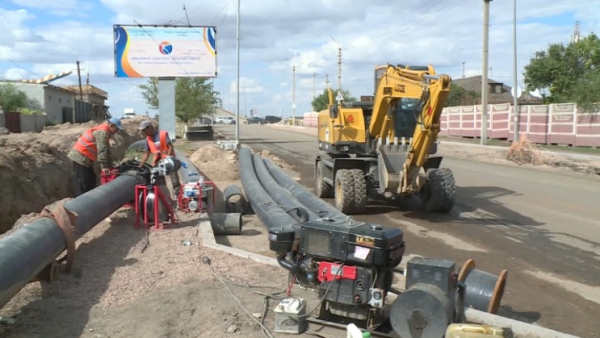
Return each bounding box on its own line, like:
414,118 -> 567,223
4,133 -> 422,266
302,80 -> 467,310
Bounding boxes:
68,117 -> 124,196
137,120 -> 182,197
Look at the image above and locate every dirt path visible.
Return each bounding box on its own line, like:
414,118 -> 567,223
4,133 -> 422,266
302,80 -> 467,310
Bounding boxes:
0,117 -> 147,233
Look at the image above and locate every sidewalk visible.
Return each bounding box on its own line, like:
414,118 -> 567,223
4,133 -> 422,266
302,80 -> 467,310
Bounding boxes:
265,124 -> 600,162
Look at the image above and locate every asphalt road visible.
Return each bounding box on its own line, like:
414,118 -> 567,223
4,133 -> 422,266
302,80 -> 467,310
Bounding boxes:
214,124 -> 599,337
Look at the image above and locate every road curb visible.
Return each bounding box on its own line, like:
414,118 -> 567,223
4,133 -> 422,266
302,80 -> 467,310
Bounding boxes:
197,218 -> 279,267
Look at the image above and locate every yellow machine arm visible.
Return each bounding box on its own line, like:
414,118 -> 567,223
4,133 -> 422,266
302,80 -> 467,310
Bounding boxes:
368,64 -> 451,173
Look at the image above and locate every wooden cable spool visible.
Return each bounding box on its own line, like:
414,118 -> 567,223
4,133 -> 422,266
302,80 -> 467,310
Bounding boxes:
458,259 -> 508,314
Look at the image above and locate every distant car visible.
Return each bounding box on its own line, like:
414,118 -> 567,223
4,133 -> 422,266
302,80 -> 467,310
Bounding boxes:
246,117 -> 264,124
264,115 -> 282,124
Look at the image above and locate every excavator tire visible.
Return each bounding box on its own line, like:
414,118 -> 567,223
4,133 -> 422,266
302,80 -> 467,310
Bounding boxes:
316,161 -> 334,198
422,168 -> 456,213
334,169 -> 356,214
350,169 -> 367,214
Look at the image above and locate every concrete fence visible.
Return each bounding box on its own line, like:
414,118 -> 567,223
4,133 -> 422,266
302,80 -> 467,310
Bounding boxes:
440,103 -> 600,147
303,103 -> 600,147
1,111 -> 48,133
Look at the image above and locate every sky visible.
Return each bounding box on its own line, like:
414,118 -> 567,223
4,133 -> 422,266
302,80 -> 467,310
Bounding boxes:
1,0 -> 599,119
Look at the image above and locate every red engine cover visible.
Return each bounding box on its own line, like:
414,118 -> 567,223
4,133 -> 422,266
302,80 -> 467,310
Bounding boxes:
317,262 -> 357,282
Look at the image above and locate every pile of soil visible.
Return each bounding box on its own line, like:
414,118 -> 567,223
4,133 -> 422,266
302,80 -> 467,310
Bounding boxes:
260,149 -> 293,170
505,136 -> 599,175
506,136 -> 544,165
190,144 -> 239,181
0,117 -> 146,233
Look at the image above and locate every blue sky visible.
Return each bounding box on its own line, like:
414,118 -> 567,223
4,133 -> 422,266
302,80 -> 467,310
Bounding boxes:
1,0 -> 598,119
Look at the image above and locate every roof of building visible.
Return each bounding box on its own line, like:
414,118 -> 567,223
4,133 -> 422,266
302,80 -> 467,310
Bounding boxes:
61,85 -> 108,99
452,75 -> 543,104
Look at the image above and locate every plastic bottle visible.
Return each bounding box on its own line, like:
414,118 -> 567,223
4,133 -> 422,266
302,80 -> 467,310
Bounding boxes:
180,161 -> 188,169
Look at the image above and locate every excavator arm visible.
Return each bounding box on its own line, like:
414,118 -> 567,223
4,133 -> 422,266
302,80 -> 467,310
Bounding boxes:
368,64 -> 451,188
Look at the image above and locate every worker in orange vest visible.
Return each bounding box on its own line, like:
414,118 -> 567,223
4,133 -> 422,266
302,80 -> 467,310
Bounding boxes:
68,117 -> 124,196
137,120 -> 182,196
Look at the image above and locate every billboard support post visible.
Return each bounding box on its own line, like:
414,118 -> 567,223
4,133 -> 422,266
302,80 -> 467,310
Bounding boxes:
158,78 -> 176,141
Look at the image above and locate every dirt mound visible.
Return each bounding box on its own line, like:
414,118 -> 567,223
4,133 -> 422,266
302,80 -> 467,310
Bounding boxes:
260,149 -> 293,170
506,136 -> 544,165
190,144 -> 239,181
505,136 -> 600,175
0,117 -> 146,233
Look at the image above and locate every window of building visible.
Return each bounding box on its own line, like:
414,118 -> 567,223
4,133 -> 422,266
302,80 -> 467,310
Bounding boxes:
495,85 -> 502,94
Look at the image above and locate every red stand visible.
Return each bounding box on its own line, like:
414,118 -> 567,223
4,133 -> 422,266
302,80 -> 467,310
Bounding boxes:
100,168 -> 134,209
134,184 -> 178,231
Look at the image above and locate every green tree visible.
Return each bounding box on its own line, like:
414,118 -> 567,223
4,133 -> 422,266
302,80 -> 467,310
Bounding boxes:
138,78 -> 219,124
0,84 -> 29,112
444,84 -> 478,107
311,89 -> 357,111
523,33 -> 600,109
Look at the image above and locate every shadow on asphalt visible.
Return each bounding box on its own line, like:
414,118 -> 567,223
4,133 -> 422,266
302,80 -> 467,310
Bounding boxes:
498,305 -> 541,324
401,186 -> 545,227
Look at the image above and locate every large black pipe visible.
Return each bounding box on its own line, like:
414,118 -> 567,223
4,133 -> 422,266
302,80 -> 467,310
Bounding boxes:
263,158 -> 347,221
0,172 -> 146,309
238,147 -> 297,232
252,154 -> 317,222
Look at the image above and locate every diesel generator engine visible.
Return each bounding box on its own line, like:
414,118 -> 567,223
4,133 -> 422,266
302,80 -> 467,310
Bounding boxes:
269,218 -> 405,328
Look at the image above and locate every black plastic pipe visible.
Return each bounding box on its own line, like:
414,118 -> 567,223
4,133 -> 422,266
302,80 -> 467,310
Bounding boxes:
252,154 -> 318,222
223,185 -> 249,214
262,158 -> 347,222
238,147 -> 298,232
127,140 -> 200,184
0,172 -> 146,309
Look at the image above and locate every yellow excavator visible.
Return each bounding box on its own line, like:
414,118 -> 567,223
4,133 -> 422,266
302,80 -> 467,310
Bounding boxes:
315,64 -> 455,214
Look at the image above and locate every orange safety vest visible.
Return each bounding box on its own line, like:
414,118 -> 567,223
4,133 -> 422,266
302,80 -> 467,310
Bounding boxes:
73,124 -> 111,162
147,130 -> 170,166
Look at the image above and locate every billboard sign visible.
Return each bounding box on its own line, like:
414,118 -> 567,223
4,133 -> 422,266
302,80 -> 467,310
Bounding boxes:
113,25 -> 217,78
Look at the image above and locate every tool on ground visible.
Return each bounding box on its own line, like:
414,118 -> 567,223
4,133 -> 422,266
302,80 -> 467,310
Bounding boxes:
315,64 -> 455,215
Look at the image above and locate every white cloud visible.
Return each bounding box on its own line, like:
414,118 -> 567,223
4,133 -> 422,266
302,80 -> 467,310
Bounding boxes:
1,0 -> 599,118
229,77 -> 264,94
3,67 -> 30,80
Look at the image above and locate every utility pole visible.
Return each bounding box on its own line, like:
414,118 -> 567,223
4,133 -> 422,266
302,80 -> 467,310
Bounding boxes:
292,65 -> 296,126
325,74 -> 330,89
337,47 -> 342,92
330,37 -> 342,92
462,62 -> 466,78
481,0 -> 491,145
312,72 -> 316,100
235,0 -> 240,147
76,61 -> 83,101
512,0 -> 519,140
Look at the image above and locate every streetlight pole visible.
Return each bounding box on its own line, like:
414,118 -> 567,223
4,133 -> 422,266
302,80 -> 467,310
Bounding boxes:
481,0 -> 491,145
512,0 -> 519,141
292,65 -> 296,126
235,0 -> 241,147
